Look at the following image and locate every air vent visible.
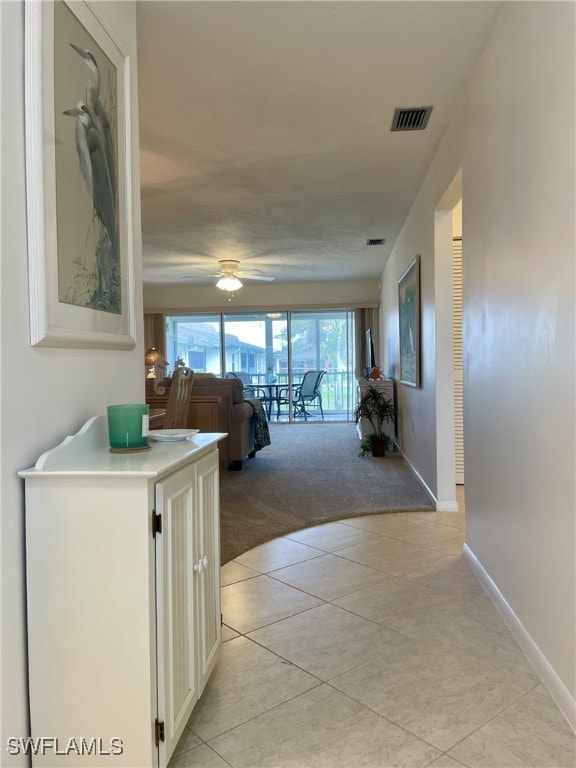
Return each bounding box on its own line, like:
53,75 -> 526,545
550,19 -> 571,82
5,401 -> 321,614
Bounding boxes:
366,238 -> 385,246
391,106 -> 433,132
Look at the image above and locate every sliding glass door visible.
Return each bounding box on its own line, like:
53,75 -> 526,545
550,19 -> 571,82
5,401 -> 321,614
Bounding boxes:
289,310 -> 355,421
165,309 -> 356,421
165,314 -> 222,373
223,312 -> 287,385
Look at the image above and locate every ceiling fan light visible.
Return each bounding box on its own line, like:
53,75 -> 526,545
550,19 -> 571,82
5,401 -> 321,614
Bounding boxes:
216,276 -> 242,291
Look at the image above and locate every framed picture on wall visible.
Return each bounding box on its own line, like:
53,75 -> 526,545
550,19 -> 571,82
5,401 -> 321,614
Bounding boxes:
398,256 -> 421,387
24,0 -> 136,349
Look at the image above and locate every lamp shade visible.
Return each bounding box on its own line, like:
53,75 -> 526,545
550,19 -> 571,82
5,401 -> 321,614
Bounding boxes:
216,276 -> 242,292
144,347 -> 160,365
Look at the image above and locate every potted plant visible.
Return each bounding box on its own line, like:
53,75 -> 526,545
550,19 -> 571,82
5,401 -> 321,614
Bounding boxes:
354,386 -> 395,457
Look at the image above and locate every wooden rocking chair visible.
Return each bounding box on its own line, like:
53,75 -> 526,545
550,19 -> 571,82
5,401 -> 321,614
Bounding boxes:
163,367 -> 195,428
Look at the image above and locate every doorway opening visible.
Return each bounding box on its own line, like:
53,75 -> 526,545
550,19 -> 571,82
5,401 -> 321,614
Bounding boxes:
452,200 -> 464,485
434,172 -> 463,512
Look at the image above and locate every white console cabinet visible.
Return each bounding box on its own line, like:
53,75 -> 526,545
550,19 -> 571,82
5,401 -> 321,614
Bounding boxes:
355,377 -> 395,448
19,416 -> 225,767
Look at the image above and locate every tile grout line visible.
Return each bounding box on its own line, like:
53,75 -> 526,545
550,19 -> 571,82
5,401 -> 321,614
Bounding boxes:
441,679 -> 553,761
205,509 -> 573,768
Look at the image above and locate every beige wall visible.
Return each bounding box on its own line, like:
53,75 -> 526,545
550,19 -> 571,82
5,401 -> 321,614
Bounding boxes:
381,0 -> 575,716
0,3 -> 143,761
452,199 -> 462,238
464,0 -> 575,710
144,279 -> 380,313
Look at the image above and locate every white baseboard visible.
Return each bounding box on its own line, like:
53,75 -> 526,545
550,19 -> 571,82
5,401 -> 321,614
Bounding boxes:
435,500 -> 460,513
397,446 -> 458,512
463,544 -> 576,733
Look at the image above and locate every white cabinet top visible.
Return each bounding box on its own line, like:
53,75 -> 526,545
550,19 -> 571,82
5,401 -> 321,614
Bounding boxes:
19,415 -> 226,479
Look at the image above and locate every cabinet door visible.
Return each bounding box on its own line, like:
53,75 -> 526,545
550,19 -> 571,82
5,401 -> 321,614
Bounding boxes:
155,464 -> 198,766
194,450 -> 222,693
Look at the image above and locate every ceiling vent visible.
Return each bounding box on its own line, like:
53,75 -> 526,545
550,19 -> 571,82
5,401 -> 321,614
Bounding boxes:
391,106 -> 433,132
366,238 -> 385,246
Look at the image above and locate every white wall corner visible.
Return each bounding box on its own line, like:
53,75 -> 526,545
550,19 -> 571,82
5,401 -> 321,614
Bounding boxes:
463,544 -> 576,733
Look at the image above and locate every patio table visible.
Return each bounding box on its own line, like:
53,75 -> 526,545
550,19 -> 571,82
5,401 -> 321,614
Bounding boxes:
244,382 -> 295,420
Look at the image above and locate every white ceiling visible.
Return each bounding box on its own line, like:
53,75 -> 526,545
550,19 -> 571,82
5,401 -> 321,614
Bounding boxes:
137,1 -> 500,286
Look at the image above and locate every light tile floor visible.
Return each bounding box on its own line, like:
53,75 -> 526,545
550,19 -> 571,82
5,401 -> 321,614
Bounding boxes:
169,492 -> 575,768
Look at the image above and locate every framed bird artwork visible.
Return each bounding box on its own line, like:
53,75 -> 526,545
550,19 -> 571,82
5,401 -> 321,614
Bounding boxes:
398,256 -> 421,388
24,0 -> 136,349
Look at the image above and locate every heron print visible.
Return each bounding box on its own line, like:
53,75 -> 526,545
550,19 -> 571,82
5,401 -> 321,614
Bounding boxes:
58,11 -> 120,314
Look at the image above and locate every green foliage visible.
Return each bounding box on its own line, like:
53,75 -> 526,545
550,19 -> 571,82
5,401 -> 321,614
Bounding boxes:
354,387 -> 394,457
354,387 -> 394,435
275,315 -> 350,371
358,432 -> 391,457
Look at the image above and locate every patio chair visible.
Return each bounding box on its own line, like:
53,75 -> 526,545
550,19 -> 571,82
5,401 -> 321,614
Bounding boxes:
225,371 -> 267,401
277,370 -> 326,420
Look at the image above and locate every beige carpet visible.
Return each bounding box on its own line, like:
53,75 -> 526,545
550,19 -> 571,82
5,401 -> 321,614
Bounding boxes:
220,422 -> 434,563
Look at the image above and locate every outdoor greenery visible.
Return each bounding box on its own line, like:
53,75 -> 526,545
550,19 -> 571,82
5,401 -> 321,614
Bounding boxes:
275,314 -> 352,373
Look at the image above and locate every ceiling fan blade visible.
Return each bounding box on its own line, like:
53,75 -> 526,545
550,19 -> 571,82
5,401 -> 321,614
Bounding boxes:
180,273 -> 221,279
179,266 -> 218,273
178,260 -> 275,282
240,274 -> 275,282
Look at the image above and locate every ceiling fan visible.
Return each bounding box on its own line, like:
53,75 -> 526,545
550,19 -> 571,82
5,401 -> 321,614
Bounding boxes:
183,259 -> 275,293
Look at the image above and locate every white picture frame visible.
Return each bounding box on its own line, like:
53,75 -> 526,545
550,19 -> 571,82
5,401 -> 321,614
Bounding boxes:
398,256 -> 421,388
25,0 -> 136,349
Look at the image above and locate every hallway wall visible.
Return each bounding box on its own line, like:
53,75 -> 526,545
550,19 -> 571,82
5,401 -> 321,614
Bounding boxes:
0,3 -> 143,763
380,0 -> 575,716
